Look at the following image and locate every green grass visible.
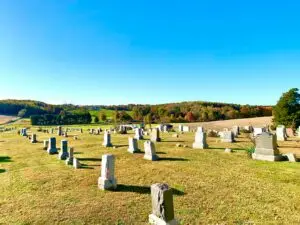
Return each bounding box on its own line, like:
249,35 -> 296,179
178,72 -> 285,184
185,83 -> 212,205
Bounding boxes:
89,109 -> 133,120
0,127 -> 300,224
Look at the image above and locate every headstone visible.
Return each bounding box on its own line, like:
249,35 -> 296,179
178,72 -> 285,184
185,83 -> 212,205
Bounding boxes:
151,128 -> 161,142
172,134 -> 179,138
102,131 -> 113,147
149,183 -> 178,225
192,132 -> 208,149
197,127 -> 204,133
183,126 -> 190,132
221,131 -> 234,143
134,128 -> 143,140
232,126 -> 240,137
225,148 -> 232,153
66,147 -> 74,165
276,126 -> 287,141
73,158 -> 81,169
286,128 -> 294,137
43,140 -> 49,150
128,137 -> 139,153
244,126 -> 253,132
31,134 -> 37,143
144,141 -> 159,161
98,154 -> 117,190
20,128 -> 27,136
253,127 -> 266,137
58,140 -> 69,160
64,132 -> 68,138
57,126 -> 62,136
50,128 -> 54,134
80,128 -> 83,133
178,125 -> 183,132
47,137 -> 58,154
252,132 -> 283,161
119,126 -> 127,134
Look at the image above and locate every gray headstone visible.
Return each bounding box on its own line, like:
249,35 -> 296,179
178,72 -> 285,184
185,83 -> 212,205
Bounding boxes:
232,126 -> 240,137
144,141 -> 159,161
47,137 -> 58,154
192,132 -> 208,149
31,134 -> 37,143
98,154 -> 117,190
149,183 -> 178,225
128,137 -> 139,153
102,131 -> 113,147
178,125 -> 183,132
252,132 -> 283,161
66,147 -> 74,165
221,131 -> 234,143
151,128 -> 161,142
276,126 -> 287,141
58,140 -> 69,160
43,140 -> 49,150
134,128 -> 143,140
57,126 -> 62,136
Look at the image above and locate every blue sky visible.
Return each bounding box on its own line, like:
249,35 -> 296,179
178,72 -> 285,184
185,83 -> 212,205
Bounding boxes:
0,0 -> 300,105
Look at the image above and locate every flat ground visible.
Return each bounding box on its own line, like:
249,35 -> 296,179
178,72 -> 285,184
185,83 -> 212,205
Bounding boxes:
0,115 -> 19,125
1,118 -> 300,225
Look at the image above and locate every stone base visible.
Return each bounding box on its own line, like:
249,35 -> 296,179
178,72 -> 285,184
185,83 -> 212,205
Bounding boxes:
252,153 -> 284,162
65,157 -> 73,165
98,177 -> 117,190
58,153 -> 68,160
149,214 -> 178,225
31,141 -> 37,144
144,154 -> 159,161
128,148 -> 141,154
47,148 -> 58,154
192,142 -> 208,149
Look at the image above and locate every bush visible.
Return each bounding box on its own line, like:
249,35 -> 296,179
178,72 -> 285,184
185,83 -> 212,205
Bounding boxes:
94,116 -> 99,123
246,146 -> 255,158
207,130 -> 219,137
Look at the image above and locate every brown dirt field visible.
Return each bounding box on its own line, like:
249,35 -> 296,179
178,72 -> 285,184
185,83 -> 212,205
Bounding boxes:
0,115 -> 19,125
185,116 -> 273,131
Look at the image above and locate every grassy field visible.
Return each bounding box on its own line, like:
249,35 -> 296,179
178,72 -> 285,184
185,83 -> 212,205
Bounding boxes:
89,109 -> 134,121
1,120 -> 300,224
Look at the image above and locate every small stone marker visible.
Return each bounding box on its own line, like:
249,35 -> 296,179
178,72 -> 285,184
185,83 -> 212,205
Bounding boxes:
73,158 -> 81,169
286,128 -> 294,137
102,131 -> 113,147
276,126 -> 287,141
172,134 -> 179,138
192,131 -> 208,149
80,128 -> 83,133
232,126 -> 240,137
221,131 -> 234,143
43,140 -> 49,150
128,137 -> 139,153
47,137 -> 58,154
66,147 -> 74,165
178,125 -> 183,132
252,132 -> 283,161
151,128 -> 161,142
253,127 -> 266,136
58,140 -> 69,160
134,128 -> 143,140
98,154 -> 117,190
183,126 -> 190,132
149,183 -> 178,225
31,134 -> 37,143
64,132 -> 68,138
73,136 -> 78,140
144,141 -> 159,161
20,128 -> 27,136
225,148 -> 232,153
57,126 -> 62,136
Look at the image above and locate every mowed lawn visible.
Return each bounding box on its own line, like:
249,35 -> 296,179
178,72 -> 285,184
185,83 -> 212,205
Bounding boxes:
1,125 -> 300,224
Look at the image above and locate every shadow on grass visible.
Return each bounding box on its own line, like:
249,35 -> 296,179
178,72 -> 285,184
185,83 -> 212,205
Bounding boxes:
114,145 -> 128,148
0,169 -> 6,173
0,156 -> 12,163
116,184 -> 185,196
279,146 -> 300,149
78,157 -> 102,162
74,152 -> 84,155
158,157 -> 189,162
156,152 -> 167,155
209,147 -> 245,151
79,164 -> 95,170
162,140 -> 185,143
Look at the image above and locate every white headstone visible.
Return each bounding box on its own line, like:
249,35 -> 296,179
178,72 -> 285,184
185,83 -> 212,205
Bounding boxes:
102,131 -> 113,147
128,137 -> 139,153
144,141 -> 159,161
98,154 -> 117,190
192,132 -> 208,149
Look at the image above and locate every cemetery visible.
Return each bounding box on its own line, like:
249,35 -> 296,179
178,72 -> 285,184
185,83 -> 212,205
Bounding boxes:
1,116 -> 300,224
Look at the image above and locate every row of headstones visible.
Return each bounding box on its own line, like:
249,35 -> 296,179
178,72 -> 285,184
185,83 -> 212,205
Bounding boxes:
99,154 -> 179,224
43,138 -> 81,168
102,131 -> 159,161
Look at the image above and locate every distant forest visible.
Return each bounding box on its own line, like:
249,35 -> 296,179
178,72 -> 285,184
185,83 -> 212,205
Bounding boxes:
0,99 -> 272,125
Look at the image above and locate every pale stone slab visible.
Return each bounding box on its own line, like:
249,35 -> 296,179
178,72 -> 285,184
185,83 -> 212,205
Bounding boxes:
151,128 -> 161,142
98,154 -> 117,190
144,141 -> 159,161
66,147 -> 74,165
221,131 -> 234,143
192,132 -> 208,149
102,131 -> 113,147
128,137 -> 140,153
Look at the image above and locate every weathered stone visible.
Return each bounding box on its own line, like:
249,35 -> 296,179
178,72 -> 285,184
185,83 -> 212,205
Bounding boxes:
102,131 -> 113,147
221,131 -> 234,143
128,137 -> 140,153
47,137 -> 58,154
225,148 -> 232,153
253,127 -> 266,136
118,125 -> 127,134
20,128 -> 27,136
244,126 -> 253,132
149,183 -> 178,225
232,126 -> 240,137
182,126 -> 190,132
43,140 -> 49,150
144,141 -> 159,161
286,128 -> 294,137
135,128 -> 143,140
276,126 -> 287,141
31,134 -> 37,143
64,132 -> 68,138
57,126 -> 62,136
192,132 -> 208,149
178,125 -> 183,132
66,147 -> 74,165
252,132 -> 283,161
197,127 -> 204,133
98,154 -> 117,190
151,128 -> 161,142
73,158 -> 81,169
58,140 -> 69,160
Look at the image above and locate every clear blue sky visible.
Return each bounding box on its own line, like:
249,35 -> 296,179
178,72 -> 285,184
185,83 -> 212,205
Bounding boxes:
0,0 -> 299,105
